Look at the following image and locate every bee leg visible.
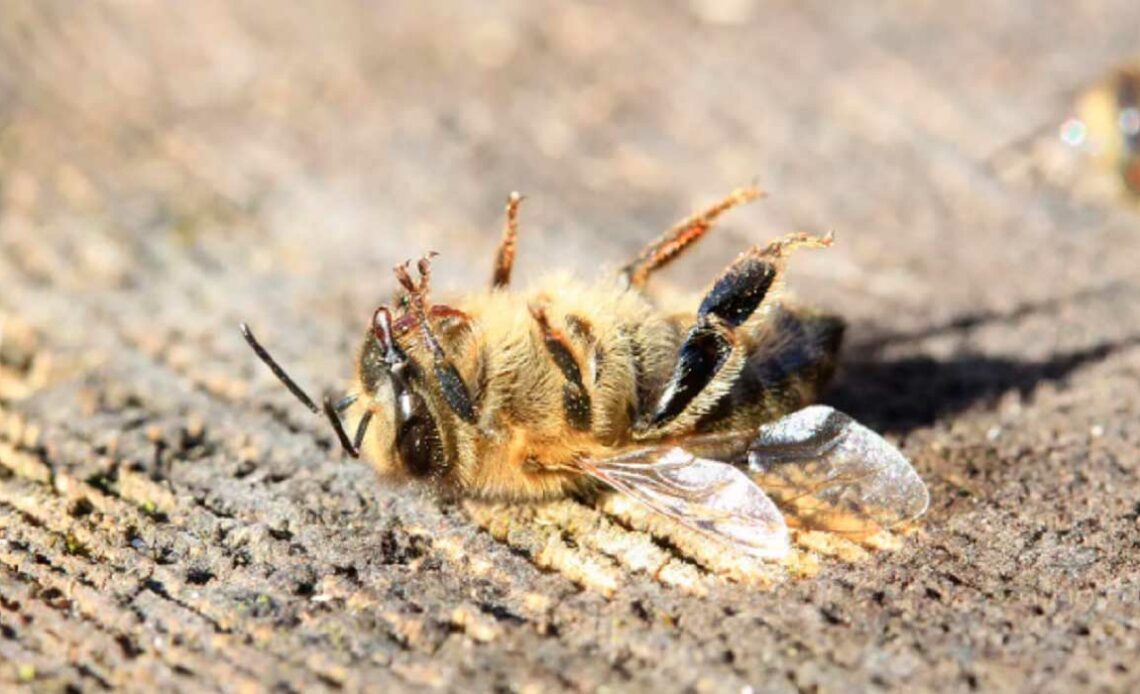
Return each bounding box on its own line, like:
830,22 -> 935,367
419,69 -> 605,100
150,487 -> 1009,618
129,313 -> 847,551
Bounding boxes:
640,315 -> 741,433
392,304 -> 472,338
640,232 -> 833,434
693,307 -> 846,432
394,252 -> 439,299
394,256 -> 481,425
620,185 -> 763,289
529,303 -> 593,432
490,191 -> 524,288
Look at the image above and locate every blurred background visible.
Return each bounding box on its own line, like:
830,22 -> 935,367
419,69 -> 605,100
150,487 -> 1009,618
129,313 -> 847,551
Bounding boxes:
2,1 -> 1140,691
4,0 -> 1140,424
3,1 -> 1137,355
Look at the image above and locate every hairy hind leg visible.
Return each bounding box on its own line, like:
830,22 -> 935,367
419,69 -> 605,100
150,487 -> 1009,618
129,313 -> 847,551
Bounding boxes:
620,185 -> 764,289
637,232 -> 833,436
490,191 -> 523,288
689,306 -> 846,434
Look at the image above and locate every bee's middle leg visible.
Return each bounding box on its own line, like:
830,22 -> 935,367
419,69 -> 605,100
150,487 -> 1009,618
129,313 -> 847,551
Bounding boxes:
639,232 -> 832,435
620,185 -> 762,289
529,303 -> 593,432
490,192 -> 523,289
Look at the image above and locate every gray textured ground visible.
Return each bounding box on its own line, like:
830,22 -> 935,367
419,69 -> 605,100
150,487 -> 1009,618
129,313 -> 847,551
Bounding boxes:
1,1 -> 1139,691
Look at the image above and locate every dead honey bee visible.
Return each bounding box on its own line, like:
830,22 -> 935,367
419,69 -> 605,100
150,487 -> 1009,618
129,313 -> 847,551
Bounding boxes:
1065,66 -> 1140,195
241,187 -> 929,559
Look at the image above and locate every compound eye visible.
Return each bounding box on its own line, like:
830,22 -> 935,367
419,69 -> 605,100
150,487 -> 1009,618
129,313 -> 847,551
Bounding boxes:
395,400 -> 444,478
372,306 -> 411,369
373,307 -> 395,350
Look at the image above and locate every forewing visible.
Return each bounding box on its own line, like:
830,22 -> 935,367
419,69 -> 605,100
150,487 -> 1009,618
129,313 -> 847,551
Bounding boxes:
577,447 -> 789,559
748,405 -> 929,534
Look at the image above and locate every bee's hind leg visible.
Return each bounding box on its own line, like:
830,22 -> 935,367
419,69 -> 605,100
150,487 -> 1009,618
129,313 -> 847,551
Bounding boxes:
637,232 -> 833,436
620,185 -> 763,289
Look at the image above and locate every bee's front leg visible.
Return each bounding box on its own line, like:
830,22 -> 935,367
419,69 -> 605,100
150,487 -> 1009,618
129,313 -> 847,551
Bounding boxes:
637,232 -> 832,436
395,257 -> 481,425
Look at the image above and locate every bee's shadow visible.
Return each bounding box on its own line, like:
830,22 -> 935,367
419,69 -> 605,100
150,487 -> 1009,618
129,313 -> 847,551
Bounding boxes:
826,283 -> 1140,434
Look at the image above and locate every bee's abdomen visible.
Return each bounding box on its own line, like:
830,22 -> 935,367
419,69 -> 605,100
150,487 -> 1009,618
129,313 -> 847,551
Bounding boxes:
693,305 -> 844,432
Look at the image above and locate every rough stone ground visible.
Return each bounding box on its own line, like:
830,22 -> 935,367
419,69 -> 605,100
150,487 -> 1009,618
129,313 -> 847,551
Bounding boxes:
1,1 -> 1139,692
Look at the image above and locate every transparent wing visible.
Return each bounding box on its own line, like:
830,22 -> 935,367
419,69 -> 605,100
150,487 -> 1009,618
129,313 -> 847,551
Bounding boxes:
748,405 -> 929,534
577,447 -> 789,559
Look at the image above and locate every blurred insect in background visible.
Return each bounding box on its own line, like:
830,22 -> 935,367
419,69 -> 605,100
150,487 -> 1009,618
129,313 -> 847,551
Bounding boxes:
1063,66 -> 1140,196
241,186 -> 929,559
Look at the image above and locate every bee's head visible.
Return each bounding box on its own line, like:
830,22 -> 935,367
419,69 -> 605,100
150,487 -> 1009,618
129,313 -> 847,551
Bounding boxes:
354,305 -> 450,483
242,254 -> 477,487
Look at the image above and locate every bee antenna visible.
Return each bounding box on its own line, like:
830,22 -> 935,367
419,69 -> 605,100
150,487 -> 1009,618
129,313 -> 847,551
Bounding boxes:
352,408 -> 373,452
241,323 -> 364,458
240,323 -> 320,414
322,395 -> 361,458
